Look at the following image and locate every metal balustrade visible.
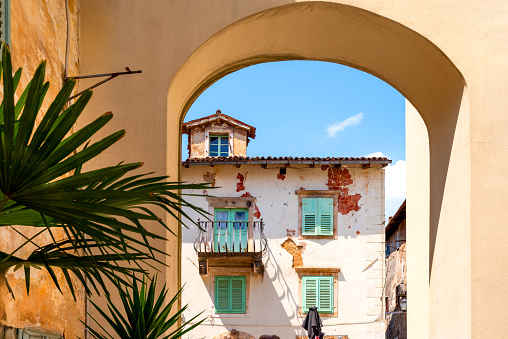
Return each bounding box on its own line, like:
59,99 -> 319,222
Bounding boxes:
194,219 -> 267,257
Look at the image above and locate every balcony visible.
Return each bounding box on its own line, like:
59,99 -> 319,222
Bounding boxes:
194,220 -> 267,276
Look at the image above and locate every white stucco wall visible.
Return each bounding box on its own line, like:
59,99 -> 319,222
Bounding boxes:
181,163 -> 385,338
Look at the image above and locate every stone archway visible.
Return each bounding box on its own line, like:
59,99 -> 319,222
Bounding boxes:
167,2 -> 469,338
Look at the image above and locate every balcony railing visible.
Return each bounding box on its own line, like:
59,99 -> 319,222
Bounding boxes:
194,219 -> 267,257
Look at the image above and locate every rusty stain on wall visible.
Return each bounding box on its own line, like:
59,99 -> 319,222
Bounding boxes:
281,238 -> 303,268
276,174 -> 285,181
203,172 -> 216,187
326,167 -> 362,215
236,173 -> 245,192
286,229 -> 296,237
241,192 -> 261,218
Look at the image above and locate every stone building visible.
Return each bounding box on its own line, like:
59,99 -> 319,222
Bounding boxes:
180,111 -> 390,338
385,201 -> 407,339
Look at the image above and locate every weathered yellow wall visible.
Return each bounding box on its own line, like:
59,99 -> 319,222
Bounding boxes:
0,1 -> 83,338
78,1 -> 507,338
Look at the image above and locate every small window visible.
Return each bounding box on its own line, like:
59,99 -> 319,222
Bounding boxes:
302,198 -> 333,235
302,276 -> 334,313
215,276 -> 246,313
209,135 -> 229,157
0,0 -> 10,48
214,208 -> 248,252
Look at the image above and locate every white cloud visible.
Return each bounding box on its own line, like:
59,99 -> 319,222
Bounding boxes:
364,151 -> 385,158
385,160 -> 406,222
326,112 -> 364,137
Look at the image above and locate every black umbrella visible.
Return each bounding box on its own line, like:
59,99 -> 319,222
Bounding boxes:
302,306 -> 325,339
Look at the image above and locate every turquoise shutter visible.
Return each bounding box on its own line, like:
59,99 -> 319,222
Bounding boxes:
302,198 -> 318,235
302,276 -> 318,312
215,276 -> 246,313
230,276 -> 246,313
215,277 -> 230,312
318,276 -> 334,313
303,276 -> 334,313
317,198 -> 333,235
232,209 -> 248,252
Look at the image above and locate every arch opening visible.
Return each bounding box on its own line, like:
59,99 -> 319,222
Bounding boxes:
167,2 -> 469,337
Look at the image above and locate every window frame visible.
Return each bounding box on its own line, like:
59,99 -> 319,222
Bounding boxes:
209,267 -> 251,317
207,196 -> 257,252
209,134 -> 229,157
213,207 -> 249,253
296,190 -> 340,239
214,275 -> 247,314
302,276 -> 334,314
297,268 -> 340,318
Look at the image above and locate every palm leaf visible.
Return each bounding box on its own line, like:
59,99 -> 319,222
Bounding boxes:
0,43 -> 212,297
84,276 -> 205,339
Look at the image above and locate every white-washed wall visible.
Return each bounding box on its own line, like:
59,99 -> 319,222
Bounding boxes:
181,164 -> 385,339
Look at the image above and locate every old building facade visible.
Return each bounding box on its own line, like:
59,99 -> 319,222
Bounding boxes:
181,111 -> 389,338
385,201 -> 407,339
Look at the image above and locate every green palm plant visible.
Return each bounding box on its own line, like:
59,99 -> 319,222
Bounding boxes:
86,276 -> 204,339
0,43 -> 209,299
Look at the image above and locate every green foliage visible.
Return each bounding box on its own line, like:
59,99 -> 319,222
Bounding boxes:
0,43 -> 210,299
86,276 -> 204,339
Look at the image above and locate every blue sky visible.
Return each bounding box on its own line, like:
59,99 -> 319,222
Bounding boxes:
182,61 -> 406,219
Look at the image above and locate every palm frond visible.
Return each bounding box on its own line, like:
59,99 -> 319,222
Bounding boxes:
0,43 -> 212,296
84,276 -> 204,339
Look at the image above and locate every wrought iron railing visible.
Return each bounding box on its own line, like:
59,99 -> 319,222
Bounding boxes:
194,219 -> 267,257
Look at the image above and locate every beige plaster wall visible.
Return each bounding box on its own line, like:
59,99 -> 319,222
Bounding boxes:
78,1 -> 508,338
405,101 -> 430,339
181,164 -> 385,338
0,1 -> 83,338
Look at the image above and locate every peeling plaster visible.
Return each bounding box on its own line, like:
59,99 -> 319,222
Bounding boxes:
236,173 -> 246,192
326,167 -> 362,215
203,172 -> 216,187
281,238 -> 303,268
241,192 -> 261,218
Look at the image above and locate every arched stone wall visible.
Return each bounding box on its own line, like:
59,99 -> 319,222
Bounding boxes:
167,2 -> 469,338
212,329 -> 256,339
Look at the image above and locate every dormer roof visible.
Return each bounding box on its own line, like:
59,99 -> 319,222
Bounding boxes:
182,110 -> 256,139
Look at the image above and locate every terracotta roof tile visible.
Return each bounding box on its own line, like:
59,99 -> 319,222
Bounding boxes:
182,110 -> 256,138
182,156 -> 391,166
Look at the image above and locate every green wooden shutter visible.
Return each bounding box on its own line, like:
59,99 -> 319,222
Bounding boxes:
318,276 -> 334,313
303,276 -> 334,313
317,198 -> 333,235
215,276 -> 246,313
230,276 -> 246,313
302,276 -> 318,312
302,198 -> 317,235
215,276 -> 230,312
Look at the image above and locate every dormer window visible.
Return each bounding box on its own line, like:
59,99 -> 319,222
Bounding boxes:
210,135 -> 229,157
182,110 -> 256,159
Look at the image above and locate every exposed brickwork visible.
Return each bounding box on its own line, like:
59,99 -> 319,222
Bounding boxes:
236,173 -> 246,192
281,238 -> 303,268
326,167 -> 362,215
